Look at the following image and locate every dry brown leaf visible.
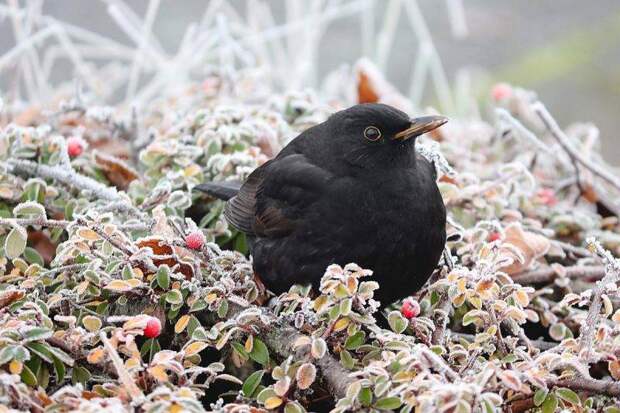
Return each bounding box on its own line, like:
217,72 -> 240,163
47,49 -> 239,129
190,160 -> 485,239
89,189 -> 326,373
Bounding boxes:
0,289 -> 25,310
354,58 -> 413,113
136,236 -> 194,279
93,150 -> 139,190
500,223 -> 550,274
87,348 -> 106,364
609,360 -> 620,380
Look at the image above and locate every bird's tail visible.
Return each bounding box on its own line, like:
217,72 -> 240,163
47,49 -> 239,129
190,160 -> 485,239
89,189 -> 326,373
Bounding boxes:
194,181 -> 241,201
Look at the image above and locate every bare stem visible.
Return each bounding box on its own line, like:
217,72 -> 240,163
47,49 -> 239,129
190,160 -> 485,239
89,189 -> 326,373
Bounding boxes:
511,265 -> 605,284
5,158 -> 124,202
532,102 -> 620,193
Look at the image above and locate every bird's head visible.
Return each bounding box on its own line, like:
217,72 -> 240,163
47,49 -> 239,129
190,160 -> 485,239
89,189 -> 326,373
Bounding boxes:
324,103 -> 447,169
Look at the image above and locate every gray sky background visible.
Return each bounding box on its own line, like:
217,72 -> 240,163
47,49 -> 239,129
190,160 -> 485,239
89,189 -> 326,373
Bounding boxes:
2,0 -> 619,162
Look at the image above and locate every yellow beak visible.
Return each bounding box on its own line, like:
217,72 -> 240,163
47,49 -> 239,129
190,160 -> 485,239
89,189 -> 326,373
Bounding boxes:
393,115 -> 448,141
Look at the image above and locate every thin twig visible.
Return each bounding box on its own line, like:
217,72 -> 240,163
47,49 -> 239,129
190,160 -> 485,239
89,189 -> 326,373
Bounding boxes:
547,377 -> 620,398
579,239 -> 620,360
511,265 -> 605,284
452,333 -> 557,351
0,216 -> 150,232
5,158 -> 123,202
431,292 -> 451,345
532,102 -> 620,193
0,217 -> 70,228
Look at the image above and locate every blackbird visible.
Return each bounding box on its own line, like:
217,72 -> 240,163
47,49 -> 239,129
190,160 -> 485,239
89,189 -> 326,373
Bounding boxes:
195,103 -> 447,306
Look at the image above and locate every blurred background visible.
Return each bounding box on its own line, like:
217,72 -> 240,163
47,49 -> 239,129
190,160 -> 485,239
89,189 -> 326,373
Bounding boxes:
1,0 -> 619,161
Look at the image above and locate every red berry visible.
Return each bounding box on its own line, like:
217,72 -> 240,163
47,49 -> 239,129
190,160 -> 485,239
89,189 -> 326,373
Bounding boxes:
536,188 -> 558,206
488,231 -> 501,242
185,231 -> 205,250
491,83 -> 512,101
401,298 -> 420,319
66,136 -> 84,157
143,317 -> 161,338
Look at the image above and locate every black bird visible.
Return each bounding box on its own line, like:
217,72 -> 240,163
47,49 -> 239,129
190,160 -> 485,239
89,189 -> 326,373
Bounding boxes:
196,103 -> 447,306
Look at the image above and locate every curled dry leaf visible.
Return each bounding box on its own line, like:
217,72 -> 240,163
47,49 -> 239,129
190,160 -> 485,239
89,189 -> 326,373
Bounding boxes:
136,236 -> 194,279
354,58 -> 412,114
93,151 -> 139,190
500,223 -> 550,274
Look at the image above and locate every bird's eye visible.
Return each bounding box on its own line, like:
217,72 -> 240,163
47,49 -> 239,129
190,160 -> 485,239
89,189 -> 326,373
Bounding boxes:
364,126 -> 382,141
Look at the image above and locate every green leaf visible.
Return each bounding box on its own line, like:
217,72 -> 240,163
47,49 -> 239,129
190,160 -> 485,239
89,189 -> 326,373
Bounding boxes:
387,311 -> 407,334
13,202 -> 46,218
375,396 -> 402,410
462,310 -> 486,327
12,346 -> 30,362
284,402 -> 304,413
340,349 -> 355,369
0,346 -> 16,365
358,387 -> 373,407
191,327 -> 209,341
47,345 -> 74,366
345,331 -> 366,350
217,299 -> 229,318
231,342 -> 249,359
5,225 -> 27,259
156,265 -> 171,290
64,201 -> 75,221
23,247 -> 44,266
190,299 -> 207,312
71,366 -> 91,385
234,232 -> 249,255
481,399 -> 494,413
249,338 -> 269,366
52,356 -> 66,383
242,370 -> 264,398
140,338 -> 158,361
20,364 -> 37,386
165,289 -> 183,305
542,393 -> 558,413
534,388 -> 548,407
121,264 -> 133,280
25,342 -> 53,363
502,354 -> 518,363
22,327 -> 53,342
256,387 -> 277,404
36,364 -> 49,389
556,387 -> 581,405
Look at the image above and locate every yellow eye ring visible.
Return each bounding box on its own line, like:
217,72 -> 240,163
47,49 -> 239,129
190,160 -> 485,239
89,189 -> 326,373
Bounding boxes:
364,126 -> 382,141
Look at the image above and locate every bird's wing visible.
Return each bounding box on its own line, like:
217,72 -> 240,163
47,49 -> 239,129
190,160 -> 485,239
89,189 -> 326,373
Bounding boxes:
224,154 -> 331,237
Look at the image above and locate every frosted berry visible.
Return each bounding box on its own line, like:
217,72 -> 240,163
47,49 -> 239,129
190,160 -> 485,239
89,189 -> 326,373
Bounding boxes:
536,188 -> 558,206
185,231 -> 205,250
144,317 -> 161,338
67,136 -> 84,157
488,231 -> 501,242
491,83 -> 512,101
401,298 -> 420,319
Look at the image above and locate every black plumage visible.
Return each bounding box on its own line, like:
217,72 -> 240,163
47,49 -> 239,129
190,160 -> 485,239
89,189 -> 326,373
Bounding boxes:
195,103 -> 447,306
